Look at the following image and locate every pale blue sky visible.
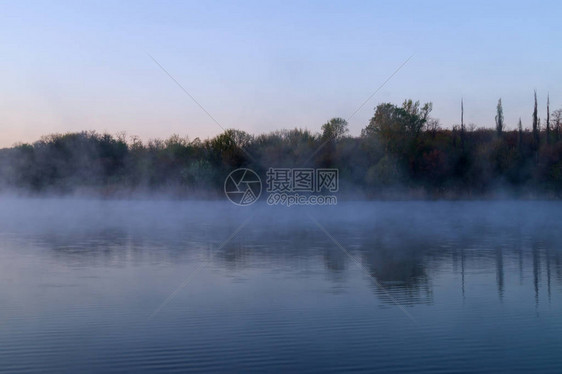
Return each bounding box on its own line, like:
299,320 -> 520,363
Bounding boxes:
1,0 -> 560,147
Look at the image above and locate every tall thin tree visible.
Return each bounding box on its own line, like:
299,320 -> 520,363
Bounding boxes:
546,94 -> 551,145
495,98 -> 504,136
553,109 -> 562,142
461,98 -> 465,148
518,117 -> 523,152
533,90 -> 539,147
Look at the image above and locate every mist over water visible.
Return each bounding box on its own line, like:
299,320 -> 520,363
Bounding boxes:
1,198 -> 562,373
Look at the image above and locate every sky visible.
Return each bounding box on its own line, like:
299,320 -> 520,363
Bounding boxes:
1,0 -> 561,147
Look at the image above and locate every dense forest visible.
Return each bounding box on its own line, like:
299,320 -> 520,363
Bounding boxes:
2,93 -> 562,199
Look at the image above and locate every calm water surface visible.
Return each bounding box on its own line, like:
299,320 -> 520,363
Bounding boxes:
1,199 -> 562,373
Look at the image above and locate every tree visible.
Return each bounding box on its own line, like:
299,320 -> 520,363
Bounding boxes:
495,98 -> 504,136
401,99 -> 432,136
518,118 -> 523,152
546,94 -> 551,144
208,129 -> 253,169
317,118 -> 349,168
362,100 -> 432,154
321,117 -> 349,141
461,98 -> 465,148
552,109 -> 562,142
533,91 -> 539,147
362,100 -> 433,185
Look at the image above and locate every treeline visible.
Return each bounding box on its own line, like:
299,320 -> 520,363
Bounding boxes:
1,95 -> 562,198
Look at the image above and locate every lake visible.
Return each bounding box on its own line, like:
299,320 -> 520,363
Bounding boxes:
1,199 -> 561,373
